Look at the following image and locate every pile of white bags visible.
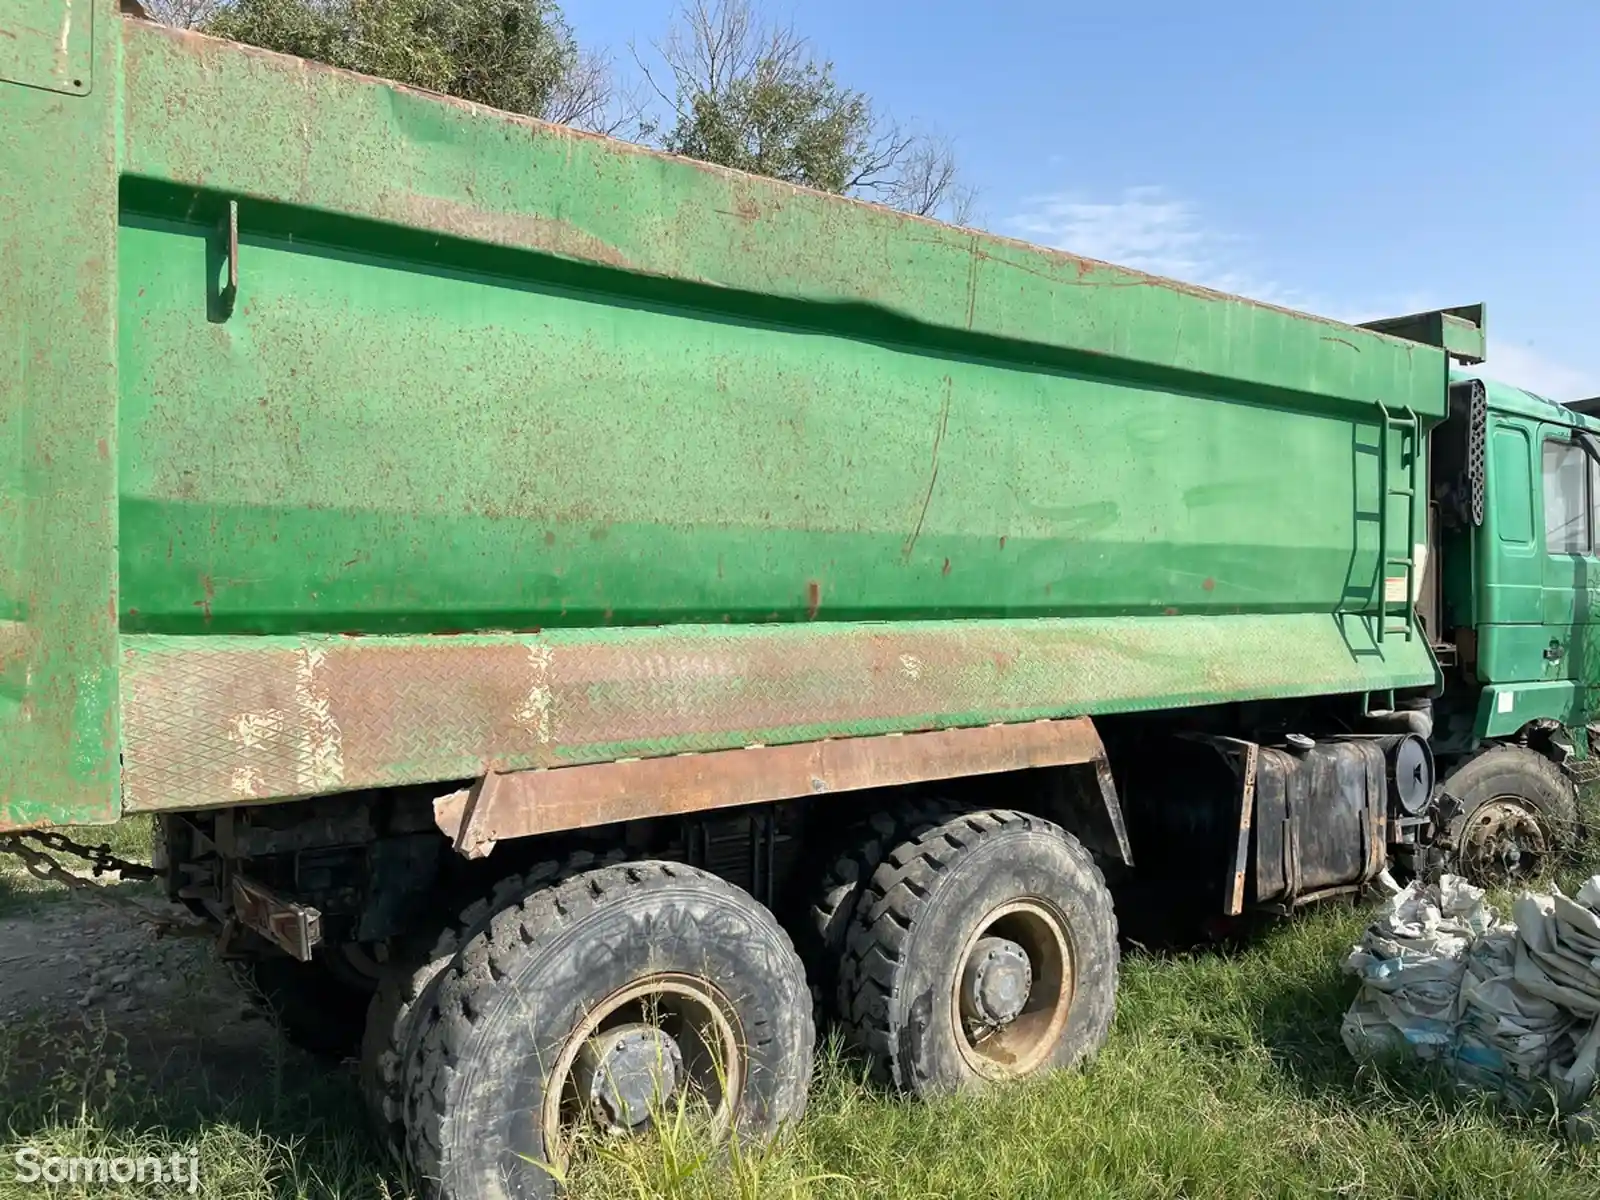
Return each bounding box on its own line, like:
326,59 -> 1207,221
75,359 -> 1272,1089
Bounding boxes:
1342,873 -> 1600,1114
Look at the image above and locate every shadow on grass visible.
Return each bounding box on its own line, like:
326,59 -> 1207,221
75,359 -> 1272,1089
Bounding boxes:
0,1013 -> 408,1200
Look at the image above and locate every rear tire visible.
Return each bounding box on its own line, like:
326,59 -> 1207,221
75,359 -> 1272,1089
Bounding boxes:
359,850 -> 623,1154
1441,745 -> 1579,883
801,797 -> 965,1024
403,862 -> 813,1200
838,809 -> 1118,1097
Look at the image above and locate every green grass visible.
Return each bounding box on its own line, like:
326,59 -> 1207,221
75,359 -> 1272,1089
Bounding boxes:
1,809 -> 1597,1199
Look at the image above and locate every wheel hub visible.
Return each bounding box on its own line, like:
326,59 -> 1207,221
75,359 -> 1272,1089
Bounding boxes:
959,935 -> 1034,1027
1461,799 -> 1547,880
544,973 -> 742,1163
571,1022 -> 684,1133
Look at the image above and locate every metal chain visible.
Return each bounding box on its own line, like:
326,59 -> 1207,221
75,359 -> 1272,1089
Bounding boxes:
0,829 -> 212,938
12,828 -> 161,881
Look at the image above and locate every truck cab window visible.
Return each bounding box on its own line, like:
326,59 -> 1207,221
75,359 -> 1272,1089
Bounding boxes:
1542,438 -> 1591,554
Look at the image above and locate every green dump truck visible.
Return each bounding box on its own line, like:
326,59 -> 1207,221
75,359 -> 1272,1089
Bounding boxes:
2,4 -> 1594,1196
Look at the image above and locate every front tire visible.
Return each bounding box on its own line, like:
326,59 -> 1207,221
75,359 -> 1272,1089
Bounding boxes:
403,862 -> 814,1200
838,808 -> 1118,1097
1441,745 -> 1580,883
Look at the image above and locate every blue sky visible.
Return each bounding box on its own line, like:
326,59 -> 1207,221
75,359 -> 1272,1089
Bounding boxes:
565,0 -> 1596,400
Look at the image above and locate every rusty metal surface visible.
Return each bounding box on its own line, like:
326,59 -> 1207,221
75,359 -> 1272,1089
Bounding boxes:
231,874 -> 322,962
434,717 -> 1106,856
118,615 -> 1435,813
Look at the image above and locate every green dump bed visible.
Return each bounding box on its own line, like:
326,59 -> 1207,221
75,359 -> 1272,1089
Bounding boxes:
0,4 -> 1446,829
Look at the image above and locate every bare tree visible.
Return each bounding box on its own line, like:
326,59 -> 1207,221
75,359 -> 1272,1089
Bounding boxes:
547,47 -> 645,138
871,134 -> 978,224
636,0 -> 974,220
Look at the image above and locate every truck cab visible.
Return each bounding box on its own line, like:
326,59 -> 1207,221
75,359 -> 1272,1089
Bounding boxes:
1432,373 -> 1600,749
1414,369 -> 1597,878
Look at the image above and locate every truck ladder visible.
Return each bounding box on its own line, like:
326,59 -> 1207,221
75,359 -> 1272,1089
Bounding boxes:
1375,402 -> 1421,645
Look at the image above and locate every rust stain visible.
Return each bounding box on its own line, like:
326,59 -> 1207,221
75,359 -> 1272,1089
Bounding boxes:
902,375 -> 953,562
1202,577 -> 1216,592
805,580 -> 821,621
434,717 -> 1108,851
942,558 -> 952,576
114,613 -> 1419,814
194,574 -> 215,622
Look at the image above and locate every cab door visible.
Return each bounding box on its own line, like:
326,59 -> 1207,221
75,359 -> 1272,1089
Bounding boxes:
1536,430 -> 1600,685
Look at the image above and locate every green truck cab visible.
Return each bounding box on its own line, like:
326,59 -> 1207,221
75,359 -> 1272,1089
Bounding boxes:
1441,375 -> 1600,745
0,4 -> 1589,1197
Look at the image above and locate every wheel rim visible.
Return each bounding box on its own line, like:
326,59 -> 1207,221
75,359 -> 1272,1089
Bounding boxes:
540,973 -> 743,1165
950,899 -> 1074,1080
1460,797 -> 1549,881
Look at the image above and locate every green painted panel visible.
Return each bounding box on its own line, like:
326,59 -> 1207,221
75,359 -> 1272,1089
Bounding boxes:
1475,680 -> 1600,739
0,0 -> 119,831
0,0 -> 92,96
118,205 -> 1403,636
1492,425 -> 1533,546
116,20 -> 1448,423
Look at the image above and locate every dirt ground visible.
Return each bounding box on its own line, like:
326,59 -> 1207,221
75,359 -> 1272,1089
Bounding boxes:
0,892 -> 311,1096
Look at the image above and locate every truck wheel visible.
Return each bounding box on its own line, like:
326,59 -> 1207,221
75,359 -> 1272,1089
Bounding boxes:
838,809 -> 1117,1097
801,796 -> 964,1024
1442,745 -> 1579,882
359,850 -> 623,1153
404,862 -> 813,1200
243,952 -> 371,1059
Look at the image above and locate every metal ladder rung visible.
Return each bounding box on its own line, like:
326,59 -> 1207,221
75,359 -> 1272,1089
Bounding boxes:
1374,401 -> 1422,646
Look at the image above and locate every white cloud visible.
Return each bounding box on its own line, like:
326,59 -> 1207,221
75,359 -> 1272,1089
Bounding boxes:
1007,186 -> 1598,402
1475,342 -> 1598,404
1003,185 -> 1313,310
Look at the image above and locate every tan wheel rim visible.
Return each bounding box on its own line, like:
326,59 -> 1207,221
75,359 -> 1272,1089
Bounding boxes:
540,972 -> 743,1168
950,898 -> 1075,1080
1461,798 -> 1548,881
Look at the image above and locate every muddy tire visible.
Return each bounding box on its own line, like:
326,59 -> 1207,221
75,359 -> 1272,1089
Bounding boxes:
359,850 -> 623,1154
244,953 -> 371,1059
1442,745 -> 1580,883
403,861 -> 813,1200
838,808 -> 1117,1096
801,796 -> 965,1023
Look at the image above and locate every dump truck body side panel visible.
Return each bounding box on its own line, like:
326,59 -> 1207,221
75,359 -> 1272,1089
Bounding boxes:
4,7 -> 1446,827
